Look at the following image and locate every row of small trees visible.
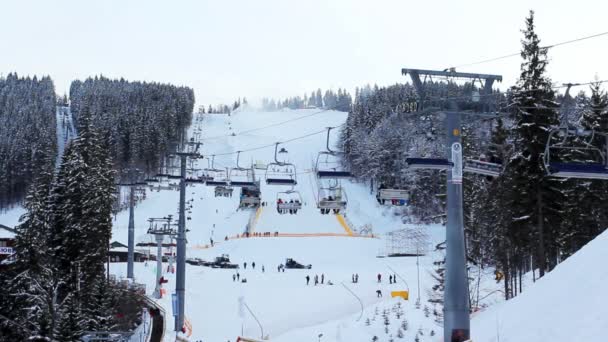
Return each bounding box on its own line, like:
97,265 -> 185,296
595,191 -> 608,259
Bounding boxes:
261,88 -> 353,112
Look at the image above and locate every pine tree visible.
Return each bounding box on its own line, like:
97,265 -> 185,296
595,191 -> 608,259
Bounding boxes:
57,293 -> 82,342
497,10 -> 560,280
82,275 -> 115,332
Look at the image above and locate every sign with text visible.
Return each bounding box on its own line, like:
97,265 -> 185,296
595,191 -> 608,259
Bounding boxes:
0,247 -> 14,255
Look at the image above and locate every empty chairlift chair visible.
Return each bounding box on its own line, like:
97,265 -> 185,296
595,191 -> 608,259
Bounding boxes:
229,151 -> 257,188
265,143 -> 298,186
463,157 -> 502,177
315,127 -> 352,179
405,157 -> 453,170
543,127 -> 608,180
204,156 -> 230,186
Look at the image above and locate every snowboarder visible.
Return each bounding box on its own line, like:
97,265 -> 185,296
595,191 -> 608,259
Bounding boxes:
252,262 -> 256,269
376,290 -> 382,298
306,275 -> 310,285
321,273 -> 324,284
244,262 -> 247,269
377,273 -> 381,283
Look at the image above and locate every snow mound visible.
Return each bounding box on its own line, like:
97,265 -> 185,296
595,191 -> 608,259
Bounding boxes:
472,229 -> 608,342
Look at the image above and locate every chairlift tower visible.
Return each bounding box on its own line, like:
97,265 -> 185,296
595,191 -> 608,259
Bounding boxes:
169,141 -> 204,333
402,68 -> 502,342
117,168 -> 147,279
147,216 -> 175,299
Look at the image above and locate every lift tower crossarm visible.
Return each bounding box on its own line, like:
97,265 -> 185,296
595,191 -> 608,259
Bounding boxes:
401,68 -> 502,82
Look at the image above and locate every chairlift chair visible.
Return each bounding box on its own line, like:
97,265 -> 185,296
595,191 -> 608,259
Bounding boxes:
215,186 -> 234,197
315,127 -> 352,179
543,127 -> 608,180
463,159 -> 502,177
377,188 -> 409,206
205,156 -> 230,186
276,189 -> 303,214
317,185 -> 347,213
229,151 -> 256,187
405,157 -> 452,170
265,143 -> 298,185
239,186 -> 261,208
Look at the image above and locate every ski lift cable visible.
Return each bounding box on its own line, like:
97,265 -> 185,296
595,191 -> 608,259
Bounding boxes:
449,30 -> 608,70
200,108 -> 335,141
206,124 -> 345,157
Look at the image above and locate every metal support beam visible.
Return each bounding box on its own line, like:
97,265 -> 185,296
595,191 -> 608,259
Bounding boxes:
175,154 -> 187,332
444,111 -> 470,342
127,186 -> 135,279
153,234 -> 164,299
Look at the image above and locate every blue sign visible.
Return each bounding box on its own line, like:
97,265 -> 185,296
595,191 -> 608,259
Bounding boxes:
172,293 -> 177,317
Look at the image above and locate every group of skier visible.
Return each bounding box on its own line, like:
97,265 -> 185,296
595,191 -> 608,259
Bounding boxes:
305,273 -> 332,285
276,198 -> 301,214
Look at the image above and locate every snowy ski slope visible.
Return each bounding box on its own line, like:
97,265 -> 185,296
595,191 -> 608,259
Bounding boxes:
108,108 -> 450,341
471,229 -> 608,342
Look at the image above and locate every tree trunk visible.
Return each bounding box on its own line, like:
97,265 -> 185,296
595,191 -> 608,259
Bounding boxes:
536,184 -> 546,277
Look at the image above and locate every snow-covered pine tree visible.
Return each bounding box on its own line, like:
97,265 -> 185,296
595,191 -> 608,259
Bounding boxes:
497,10 -> 560,280
57,293 -> 82,342
82,274 -> 115,332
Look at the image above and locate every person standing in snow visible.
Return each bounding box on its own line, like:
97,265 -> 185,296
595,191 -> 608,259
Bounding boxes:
393,274 -> 397,283
306,275 -> 310,285
314,274 -> 319,285
244,262 -> 247,269
233,274 -> 236,282
252,262 -> 256,269
389,275 -> 393,284
237,273 -> 240,281
352,274 -> 355,283
376,290 -> 382,298
377,273 -> 382,283
321,273 -> 324,284
355,274 -> 359,283
262,265 -> 265,273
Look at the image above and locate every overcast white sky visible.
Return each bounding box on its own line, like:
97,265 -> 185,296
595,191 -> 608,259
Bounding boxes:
1,0 -> 607,106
